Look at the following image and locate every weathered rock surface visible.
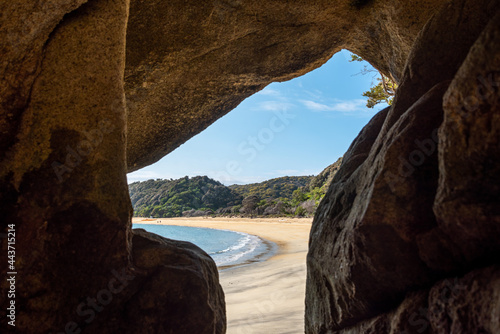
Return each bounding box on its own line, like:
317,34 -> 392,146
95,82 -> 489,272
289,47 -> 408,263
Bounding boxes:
306,0 -> 500,332
384,0 -> 499,129
335,290 -> 431,334
306,81 -> 448,332
124,0 -> 447,171
0,0 -> 131,332
0,0 -> 221,332
0,0 -> 89,156
336,265 -> 500,334
434,9 -> 500,266
428,265 -> 500,333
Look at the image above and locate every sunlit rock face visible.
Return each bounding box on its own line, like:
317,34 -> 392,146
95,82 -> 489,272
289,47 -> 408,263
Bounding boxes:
124,0 -> 447,171
1,0 -> 498,333
0,0 -> 132,332
1,0 -> 225,332
306,1 -> 500,332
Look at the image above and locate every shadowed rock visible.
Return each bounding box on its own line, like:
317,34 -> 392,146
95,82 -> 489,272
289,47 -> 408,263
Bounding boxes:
125,229 -> 226,333
306,82 -> 448,331
306,0 -> 500,332
434,9 -> 500,266
335,265 -> 500,334
0,0 -> 131,332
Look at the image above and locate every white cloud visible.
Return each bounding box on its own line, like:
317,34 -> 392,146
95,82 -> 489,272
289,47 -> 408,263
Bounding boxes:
257,88 -> 281,96
300,99 -> 367,113
303,89 -> 323,100
332,99 -> 367,112
259,101 -> 295,111
300,100 -> 333,112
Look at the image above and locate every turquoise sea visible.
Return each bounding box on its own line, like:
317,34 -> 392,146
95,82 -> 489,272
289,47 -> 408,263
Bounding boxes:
132,224 -> 276,268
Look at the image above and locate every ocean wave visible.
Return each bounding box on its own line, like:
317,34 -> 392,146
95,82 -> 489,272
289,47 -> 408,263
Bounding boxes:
210,232 -> 251,255
212,232 -> 262,266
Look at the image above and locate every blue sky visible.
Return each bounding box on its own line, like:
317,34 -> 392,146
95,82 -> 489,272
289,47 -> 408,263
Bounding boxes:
127,50 -> 387,185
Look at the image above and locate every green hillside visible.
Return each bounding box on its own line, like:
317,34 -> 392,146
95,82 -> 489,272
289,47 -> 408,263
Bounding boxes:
228,175 -> 312,200
306,157 -> 342,191
129,158 -> 343,218
129,176 -> 242,218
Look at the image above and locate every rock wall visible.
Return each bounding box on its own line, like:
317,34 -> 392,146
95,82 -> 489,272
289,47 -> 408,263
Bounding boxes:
1,0 -> 132,331
0,0 -> 225,333
1,0 -> 499,333
306,0 -> 500,332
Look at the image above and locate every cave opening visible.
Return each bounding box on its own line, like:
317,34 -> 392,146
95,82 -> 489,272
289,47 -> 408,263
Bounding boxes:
127,50 -> 387,186
3,1 -> 499,333
127,49 -> 389,332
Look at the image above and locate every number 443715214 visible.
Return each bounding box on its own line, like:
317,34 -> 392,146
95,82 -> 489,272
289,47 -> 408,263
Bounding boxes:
7,224 -> 15,270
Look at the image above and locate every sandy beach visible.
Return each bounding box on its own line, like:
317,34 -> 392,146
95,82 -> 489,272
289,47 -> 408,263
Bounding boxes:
133,217 -> 312,334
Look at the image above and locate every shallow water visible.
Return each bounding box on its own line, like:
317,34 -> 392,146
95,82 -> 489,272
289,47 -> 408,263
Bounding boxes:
133,224 -> 276,268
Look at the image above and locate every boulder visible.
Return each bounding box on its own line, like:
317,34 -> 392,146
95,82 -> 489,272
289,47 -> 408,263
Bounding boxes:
0,0 -> 227,333
306,81 -> 447,331
124,229 -> 226,334
427,265 -> 500,333
335,290 -> 430,334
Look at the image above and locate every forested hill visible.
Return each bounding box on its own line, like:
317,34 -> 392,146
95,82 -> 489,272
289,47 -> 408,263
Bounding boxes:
307,157 -> 343,190
129,176 -> 242,218
228,176 -> 312,200
129,157 -> 343,218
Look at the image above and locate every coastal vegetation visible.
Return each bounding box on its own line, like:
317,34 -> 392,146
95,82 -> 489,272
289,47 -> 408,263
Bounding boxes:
129,157 -> 342,218
350,53 -> 398,108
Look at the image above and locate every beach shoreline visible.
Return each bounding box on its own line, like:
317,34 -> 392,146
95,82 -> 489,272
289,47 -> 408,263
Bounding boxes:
133,217 -> 312,333
134,219 -> 279,270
